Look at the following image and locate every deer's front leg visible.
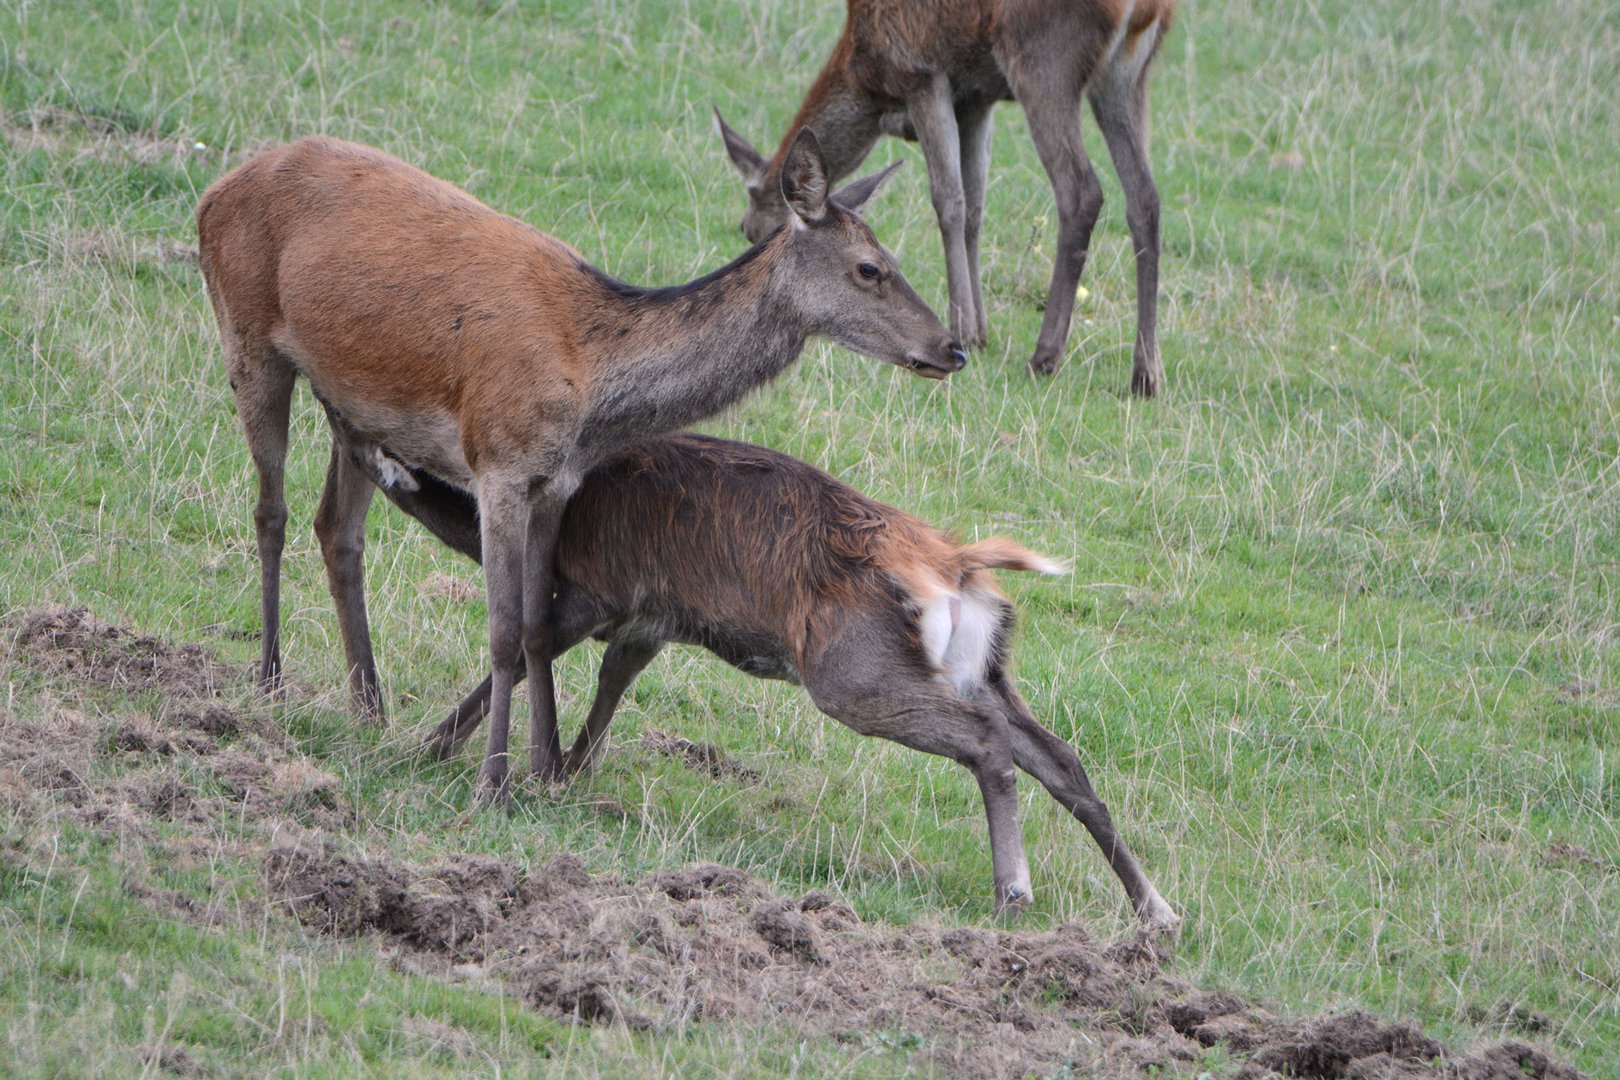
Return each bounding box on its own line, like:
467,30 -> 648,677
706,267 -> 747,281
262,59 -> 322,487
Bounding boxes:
907,76 -> 982,348
562,637 -> 664,775
427,674 -> 495,760
474,481 -> 530,809
522,483 -> 576,782
314,440 -> 384,721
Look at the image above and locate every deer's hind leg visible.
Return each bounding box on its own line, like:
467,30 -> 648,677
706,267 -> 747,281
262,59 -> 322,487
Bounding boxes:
984,672 -> 1177,928
998,21 -> 1107,378
806,626 -> 1032,916
1090,26 -> 1167,397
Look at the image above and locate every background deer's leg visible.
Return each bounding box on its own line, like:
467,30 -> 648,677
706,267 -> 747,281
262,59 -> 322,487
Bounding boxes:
1090,62 -> 1164,397
907,75 -> 979,347
1005,57 -> 1103,377
958,103 -> 995,347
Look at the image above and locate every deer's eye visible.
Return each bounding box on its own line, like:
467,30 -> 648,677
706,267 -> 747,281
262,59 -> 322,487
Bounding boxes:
857,262 -> 881,280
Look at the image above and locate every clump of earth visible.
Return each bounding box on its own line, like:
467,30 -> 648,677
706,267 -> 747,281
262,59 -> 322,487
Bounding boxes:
2,607 -> 1591,1079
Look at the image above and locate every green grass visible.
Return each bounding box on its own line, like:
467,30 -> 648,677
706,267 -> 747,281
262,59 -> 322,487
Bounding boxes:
2,0 -> 1617,1075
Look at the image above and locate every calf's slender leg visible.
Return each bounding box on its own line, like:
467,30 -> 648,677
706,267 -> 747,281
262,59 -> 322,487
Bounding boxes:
561,638 -> 664,775
986,673 -> 1178,928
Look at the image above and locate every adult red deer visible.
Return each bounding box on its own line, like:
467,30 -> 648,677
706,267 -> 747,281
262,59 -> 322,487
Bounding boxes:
324,424 -> 1177,925
196,133 -> 963,807
716,0 -> 1174,395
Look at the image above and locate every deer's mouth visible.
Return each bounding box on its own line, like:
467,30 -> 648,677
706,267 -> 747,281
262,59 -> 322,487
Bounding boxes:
901,347 -> 967,380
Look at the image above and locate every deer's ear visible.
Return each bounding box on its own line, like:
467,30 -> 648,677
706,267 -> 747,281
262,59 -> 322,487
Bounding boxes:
832,159 -> 903,213
780,128 -> 829,225
714,107 -> 767,189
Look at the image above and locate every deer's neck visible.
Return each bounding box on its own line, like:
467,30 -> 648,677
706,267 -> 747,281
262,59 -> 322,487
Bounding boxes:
769,38 -> 884,189
578,237 -> 809,457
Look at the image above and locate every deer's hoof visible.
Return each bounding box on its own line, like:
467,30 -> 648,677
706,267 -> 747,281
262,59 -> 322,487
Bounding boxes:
356,696 -> 387,728
257,663 -> 284,696
1130,369 -> 1160,397
558,749 -> 599,778
1028,350 -> 1062,377
474,771 -> 514,813
1139,896 -> 1182,935
995,882 -> 1034,920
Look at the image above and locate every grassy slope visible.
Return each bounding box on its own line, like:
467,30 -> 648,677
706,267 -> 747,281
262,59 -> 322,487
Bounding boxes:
1,0 -> 1616,1074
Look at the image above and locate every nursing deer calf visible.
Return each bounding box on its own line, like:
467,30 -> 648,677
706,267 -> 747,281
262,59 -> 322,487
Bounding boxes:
327,426 -> 1175,925
197,133 -> 961,807
717,0 -> 1175,394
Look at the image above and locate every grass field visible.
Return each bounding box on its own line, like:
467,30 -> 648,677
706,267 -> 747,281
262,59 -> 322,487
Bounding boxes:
2,0 -> 1616,1075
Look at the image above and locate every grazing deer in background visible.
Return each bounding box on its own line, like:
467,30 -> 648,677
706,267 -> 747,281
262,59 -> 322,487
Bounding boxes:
716,0 -> 1174,395
325,423 -> 1176,925
196,132 -> 963,807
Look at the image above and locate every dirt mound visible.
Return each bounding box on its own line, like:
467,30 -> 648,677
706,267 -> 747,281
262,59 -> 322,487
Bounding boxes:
0,705 -> 97,808
2,607 -> 1593,1080
8,606 -> 227,701
0,608 -> 306,832
1454,1042 -> 1587,1080
262,843 -> 1589,1080
264,844 -> 516,950
640,728 -> 761,781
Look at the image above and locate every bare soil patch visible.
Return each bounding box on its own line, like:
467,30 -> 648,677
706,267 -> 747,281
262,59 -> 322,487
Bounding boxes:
258,843 -> 1590,1079
639,727 -> 761,781
9,606 -> 230,702
2,606 -> 1592,1079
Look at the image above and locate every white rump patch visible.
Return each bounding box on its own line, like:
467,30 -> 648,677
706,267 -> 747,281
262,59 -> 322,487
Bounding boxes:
919,590 -> 1002,695
1108,13 -> 1159,90
372,446 -> 420,492
918,594 -> 955,670
1095,0 -> 1162,99
941,594 -> 1000,694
